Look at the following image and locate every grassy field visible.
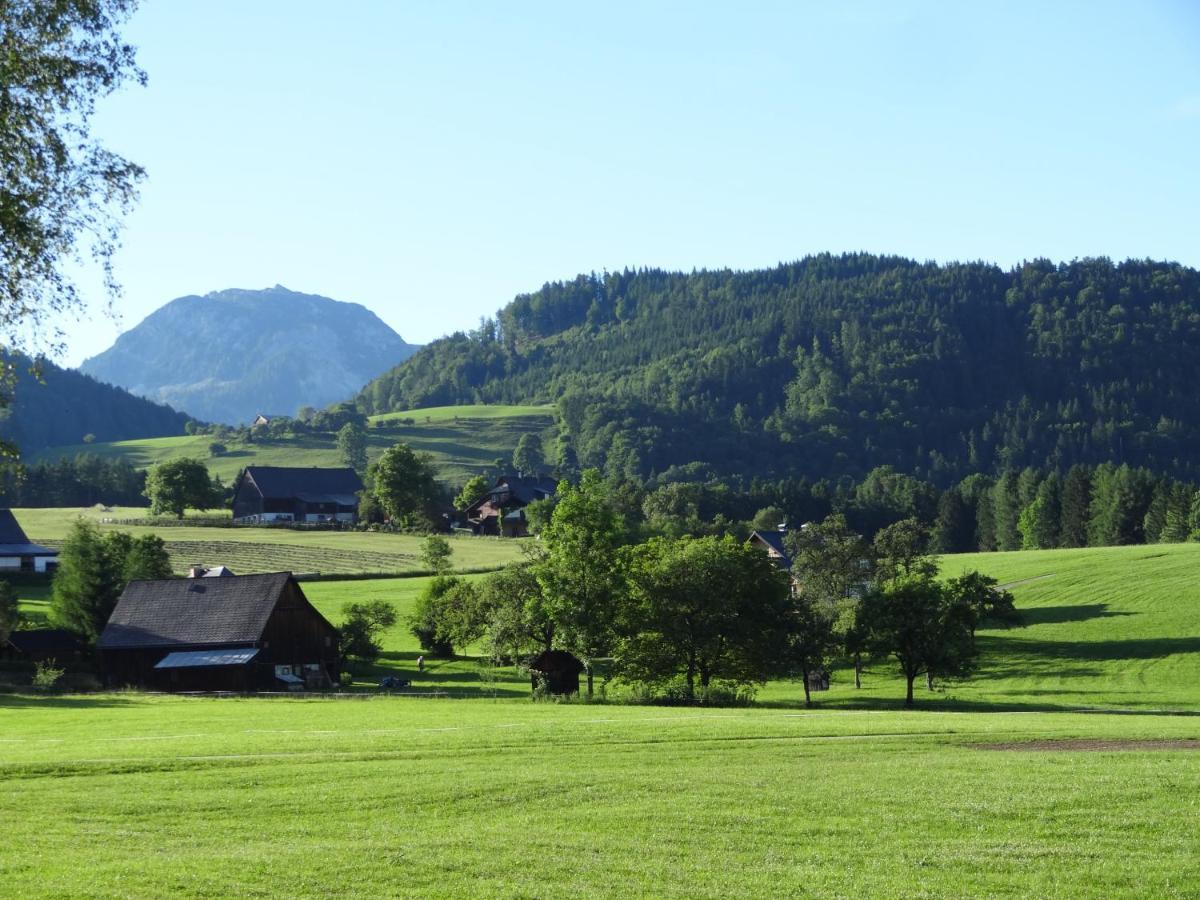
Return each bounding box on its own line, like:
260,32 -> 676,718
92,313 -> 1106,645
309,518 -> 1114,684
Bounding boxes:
0,697 -> 1197,896
11,507 -> 528,577
6,542 -> 1200,895
32,404 -> 557,485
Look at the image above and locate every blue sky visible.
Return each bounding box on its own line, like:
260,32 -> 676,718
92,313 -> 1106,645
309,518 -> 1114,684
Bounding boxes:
59,0 -> 1200,365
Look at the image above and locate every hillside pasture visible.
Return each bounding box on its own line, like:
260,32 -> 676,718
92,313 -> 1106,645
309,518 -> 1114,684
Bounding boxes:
11,507 -> 527,576
32,403 -> 557,485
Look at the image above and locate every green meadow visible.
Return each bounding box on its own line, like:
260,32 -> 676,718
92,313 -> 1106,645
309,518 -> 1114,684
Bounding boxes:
5,541 -> 1200,895
32,404 -> 556,485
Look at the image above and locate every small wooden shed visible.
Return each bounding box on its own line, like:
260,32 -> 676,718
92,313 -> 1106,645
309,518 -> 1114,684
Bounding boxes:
529,649 -> 585,696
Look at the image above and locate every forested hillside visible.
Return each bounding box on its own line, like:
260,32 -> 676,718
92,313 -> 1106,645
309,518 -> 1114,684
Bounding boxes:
358,255 -> 1200,484
0,355 -> 190,453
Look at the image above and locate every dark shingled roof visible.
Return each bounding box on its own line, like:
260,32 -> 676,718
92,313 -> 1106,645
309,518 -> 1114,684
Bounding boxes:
242,466 -> 363,500
97,572 -> 294,650
0,509 -> 57,556
492,475 -> 558,505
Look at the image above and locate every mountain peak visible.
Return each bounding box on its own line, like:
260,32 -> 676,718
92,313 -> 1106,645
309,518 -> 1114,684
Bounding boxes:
81,288 -> 420,424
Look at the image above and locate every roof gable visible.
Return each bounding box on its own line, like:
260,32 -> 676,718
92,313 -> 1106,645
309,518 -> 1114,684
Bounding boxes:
97,572 -> 295,650
749,530 -> 792,566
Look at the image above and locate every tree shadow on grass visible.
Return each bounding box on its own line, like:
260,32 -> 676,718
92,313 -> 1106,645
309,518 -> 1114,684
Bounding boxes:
1016,604 -> 1136,627
0,692 -> 143,709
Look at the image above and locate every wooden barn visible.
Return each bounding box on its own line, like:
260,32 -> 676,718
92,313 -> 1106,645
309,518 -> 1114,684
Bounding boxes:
0,509 -> 58,573
96,572 -> 339,691
232,466 -> 363,524
529,649 -> 585,696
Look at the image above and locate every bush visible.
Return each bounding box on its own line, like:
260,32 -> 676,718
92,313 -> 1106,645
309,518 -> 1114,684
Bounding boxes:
32,660 -> 65,692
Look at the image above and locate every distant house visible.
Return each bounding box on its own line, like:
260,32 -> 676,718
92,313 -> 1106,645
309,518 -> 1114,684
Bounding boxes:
232,466 -> 363,524
747,528 -> 792,570
0,509 -> 58,573
96,572 -> 339,691
251,414 -> 273,427
463,475 -> 558,537
187,565 -> 235,578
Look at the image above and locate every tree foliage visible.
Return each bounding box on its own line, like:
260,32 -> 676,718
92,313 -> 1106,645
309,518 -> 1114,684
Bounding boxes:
339,600 -> 398,671
336,421 -> 368,474
615,535 -> 791,699
144,457 -> 219,518
49,520 -> 168,642
0,0 -> 145,363
537,469 -> 626,694
369,442 -> 441,529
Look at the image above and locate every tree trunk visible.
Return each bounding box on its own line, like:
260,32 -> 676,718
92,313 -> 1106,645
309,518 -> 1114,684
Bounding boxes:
854,653 -> 862,689
905,673 -> 915,707
586,667 -> 593,697
802,665 -> 812,707
926,671 -> 934,691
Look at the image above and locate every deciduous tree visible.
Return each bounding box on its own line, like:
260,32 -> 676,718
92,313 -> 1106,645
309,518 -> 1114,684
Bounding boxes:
144,458 -> 219,518
369,443 -> 441,529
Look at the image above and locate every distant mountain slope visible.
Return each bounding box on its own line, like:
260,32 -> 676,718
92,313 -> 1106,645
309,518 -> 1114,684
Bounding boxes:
356,254 -> 1200,483
0,354 -> 190,453
33,404 -> 556,486
81,286 -> 420,424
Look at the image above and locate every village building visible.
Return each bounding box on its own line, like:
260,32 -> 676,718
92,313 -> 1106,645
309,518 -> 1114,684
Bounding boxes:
462,474 -> 558,537
747,527 -> 792,569
232,466 -> 362,524
96,572 -> 339,691
0,509 -> 59,573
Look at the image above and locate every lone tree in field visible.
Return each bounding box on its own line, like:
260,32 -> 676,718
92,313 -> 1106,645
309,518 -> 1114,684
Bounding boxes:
369,442 -> 441,529
420,534 -> 453,575
0,0 -> 144,377
144,458 -> 220,518
537,469 -> 625,696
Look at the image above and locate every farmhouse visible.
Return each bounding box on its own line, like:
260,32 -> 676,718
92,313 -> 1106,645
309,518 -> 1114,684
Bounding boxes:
96,572 -> 339,691
463,474 -> 558,537
232,465 -> 363,524
0,509 -> 58,573
747,527 -> 792,569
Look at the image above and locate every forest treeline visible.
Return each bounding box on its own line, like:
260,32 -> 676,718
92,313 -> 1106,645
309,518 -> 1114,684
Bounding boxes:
356,255 -> 1200,485
0,354 -> 191,452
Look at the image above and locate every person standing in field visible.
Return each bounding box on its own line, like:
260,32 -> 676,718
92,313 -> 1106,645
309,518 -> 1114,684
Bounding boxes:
417,655 -> 424,673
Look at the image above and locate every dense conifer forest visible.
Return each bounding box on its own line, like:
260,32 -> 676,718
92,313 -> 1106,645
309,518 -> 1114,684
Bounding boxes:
0,354 -> 191,452
358,254 -> 1200,485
